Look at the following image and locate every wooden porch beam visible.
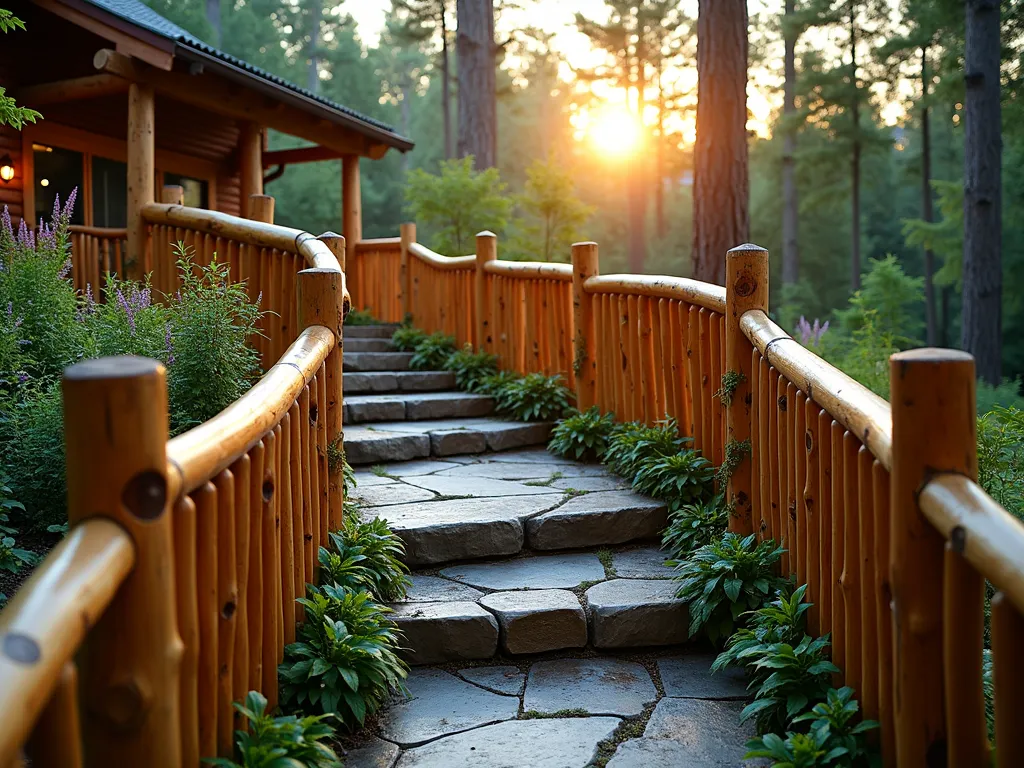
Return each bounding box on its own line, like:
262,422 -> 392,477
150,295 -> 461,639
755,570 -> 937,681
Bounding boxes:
239,122 -> 263,207
93,49 -> 379,159
342,155 -> 362,246
18,75 -> 129,106
262,145 -> 341,167
127,83 -> 155,281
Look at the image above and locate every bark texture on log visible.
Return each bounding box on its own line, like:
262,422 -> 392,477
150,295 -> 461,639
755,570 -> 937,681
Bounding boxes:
456,0 -> 497,169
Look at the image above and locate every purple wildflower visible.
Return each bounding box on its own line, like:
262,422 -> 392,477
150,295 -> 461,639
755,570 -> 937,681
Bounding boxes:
16,218 -> 29,246
795,316 -> 829,348
84,284 -> 95,311
116,288 -> 136,334
165,323 -> 175,365
17,372 -> 28,384
57,257 -> 72,280
1,206 -> 12,238
51,194 -> 61,225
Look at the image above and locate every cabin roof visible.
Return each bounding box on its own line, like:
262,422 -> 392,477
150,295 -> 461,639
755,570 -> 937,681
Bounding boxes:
75,0 -> 414,152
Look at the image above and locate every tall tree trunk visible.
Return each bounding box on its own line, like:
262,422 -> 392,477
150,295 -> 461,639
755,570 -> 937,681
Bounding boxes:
781,0 -> 799,285
456,0 -> 497,169
962,0 -> 1002,384
849,0 -> 861,291
307,4 -> 320,95
655,64 -> 666,240
400,69 -> 412,174
920,47 -> 937,346
627,56 -> 647,273
441,8 -> 453,160
692,0 -> 750,284
206,0 -> 221,46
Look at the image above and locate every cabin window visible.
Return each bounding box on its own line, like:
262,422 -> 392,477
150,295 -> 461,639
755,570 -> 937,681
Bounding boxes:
163,173 -> 209,210
34,145 -> 85,225
91,157 -> 128,228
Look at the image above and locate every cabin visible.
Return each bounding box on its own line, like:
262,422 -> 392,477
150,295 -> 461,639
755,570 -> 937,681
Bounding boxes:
0,0 -> 412,277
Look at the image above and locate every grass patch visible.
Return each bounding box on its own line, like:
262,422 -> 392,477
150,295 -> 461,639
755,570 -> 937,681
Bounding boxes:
562,487 -> 590,498
371,465 -> 389,477
519,708 -> 590,719
591,704 -> 657,766
596,549 -> 617,578
523,471 -> 564,488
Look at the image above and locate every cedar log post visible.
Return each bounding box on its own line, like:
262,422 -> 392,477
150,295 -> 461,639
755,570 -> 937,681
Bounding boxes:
161,185 -> 184,206
475,231 -> 497,351
400,222 -> 416,323
248,195 -> 274,224
341,155 -> 362,246
126,83 -> 154,281
298,263 -> 346,533
239,122 -> 263,209
63,357 -> 182,767
889,348 -> 978,764
724,243 -> 769,535
571,242 -> 600,411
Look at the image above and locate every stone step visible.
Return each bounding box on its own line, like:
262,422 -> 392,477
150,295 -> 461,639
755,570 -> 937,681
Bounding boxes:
344,418 -> 551,465
344,391 -> 495,424
343,351 -> 414,372
344,337 -> 394,353
344,371 -> 456,395
387,547 -> 687,664
343,323 -> 400,339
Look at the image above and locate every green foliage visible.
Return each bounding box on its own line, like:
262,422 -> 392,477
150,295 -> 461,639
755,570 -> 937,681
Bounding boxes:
344,308 -> 378,326
662,494 -> 729,560
391,325 -> 428,351
2,382 -> 66,531
716,370 -> 747,407
834,255 -> 925,345
493,372 -> 574,421
977,406 -> 1024,520
165,243 -> 265,434
317,543 -> 373,594
280,584 -> 408,726
902,180 -> 965,289
0,9 -> 42,130
88,276 -> 167,359
791,687 -> 879,766
633,449 -> 715,507
476,370 -> 522,396
673,533 -> 789,645
977,379 -> 1024,416
0,475 -> 35,576
603,419 -> 688,478
329,519 -> 411,603
744,729 -> 843,767
507,158 -> 593,262
202,690 -> 342,768
712,584 -> 811,677
716,439 -> 752,487
740,635 -> 839,733
444,345 -> 499,392
404,157 -> 513,254
408,332 -> 456,371
821,310 -> 898,400
548,406 -> 616,460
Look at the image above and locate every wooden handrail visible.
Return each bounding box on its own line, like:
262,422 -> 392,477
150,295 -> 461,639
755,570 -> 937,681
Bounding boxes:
354,237 -> 401,249
484,260 -> 573,281
68,225 -> 127,237
408,242 -> 475,270
0,519 -> 135,760
584,273 -> 727,313
166,325 -> 334,498
741,309 -> 893,472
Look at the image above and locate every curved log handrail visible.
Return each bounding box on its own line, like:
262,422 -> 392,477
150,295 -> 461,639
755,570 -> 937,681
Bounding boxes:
69,225 -> 128,237
0,519 -> 135,760
484,260 -> 573,281
166,325 -> 335,498
354,237 -> 401,250
741,308 -> 893,471
583,274 -> 727,313
408,242 -> 475,270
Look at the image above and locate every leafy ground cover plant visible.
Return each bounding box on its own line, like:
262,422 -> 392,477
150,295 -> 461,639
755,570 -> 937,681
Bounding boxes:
712,584 -> 811,677
662,494 -> 729,560
744,729 -> 840,767
391,325 -> 428,351
409,332 -> 456,370
674,533 -> 788,645
603,418 -> 687,478
477,370 -> 521,396
317,544 -> 373,593
740,635 -> 838,733
329,519 -> 411,602
2,381 -> 66,531
632,449 -> 715,506
445,345 -> 499,392
280,584 -> 408,726
203,690 -> 341,768
977,405 -> 1024,519
493,372 -> 574,421
344,308 -> 378,326
791,687 -> 879,766
548,406 -> 616,460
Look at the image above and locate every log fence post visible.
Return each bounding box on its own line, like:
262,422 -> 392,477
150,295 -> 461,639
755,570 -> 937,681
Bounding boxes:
571,242 -> 600,411
63,356 -> 182,766
126,83 -> 154,281
161,186 -> 184,206
248,194 -> 275,224
724,243 -> 769,535
400,222 -> 416,323
889,348 -> 978,764
475,231 -> 497,351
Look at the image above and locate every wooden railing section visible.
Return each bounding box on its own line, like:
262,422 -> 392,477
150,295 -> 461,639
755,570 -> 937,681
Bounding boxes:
0,196 -> 347,766
68,225 -> 127,294
348,236 -> 404,323
355,226 -> 1024,766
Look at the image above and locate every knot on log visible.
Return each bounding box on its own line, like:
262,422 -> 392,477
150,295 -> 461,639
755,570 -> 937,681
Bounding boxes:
122,469 -> 167,520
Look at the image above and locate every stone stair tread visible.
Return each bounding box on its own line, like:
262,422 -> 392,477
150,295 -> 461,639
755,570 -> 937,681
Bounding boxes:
526,490 -> 668,551
344,337 -> 394,352
343,351 -> 415,372
345,391 -> 495,423
344,418 -> 551,464
344,371 -> 456,394
344,324 -> 400,338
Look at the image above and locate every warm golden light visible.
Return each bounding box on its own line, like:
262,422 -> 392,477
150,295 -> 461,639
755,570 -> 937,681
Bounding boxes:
587,107 -> 641,156
0,154 -> 12,183
40,178 -> 49,187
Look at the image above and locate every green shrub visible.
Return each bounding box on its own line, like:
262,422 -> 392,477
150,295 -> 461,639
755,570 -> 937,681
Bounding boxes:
391,325 -> 428,351
0,476 -> 35,586
674,533 -> 788,645
977,406 -> 1024,520
740,635 -> 839,733
2,381 -> 66,531
633,449 -> 715,506
712,584 -> 811,677
791,687 -> 879,765
344,308 -> 378,326
445,345 -> 499,392
280,584 -> 407,725
477,370 -> 521,395
329,519 -> 410,602
662,494 -> 729,560
317,544 -> 373,593
493,372 -> 574,421
548,407 -> 616,460
87,275 -> 167,359
744,730 -> 839,767
203,690 -> 342,768
409,332 -> 456,370
603,419 -> 687,477
977,379 -> 1024,415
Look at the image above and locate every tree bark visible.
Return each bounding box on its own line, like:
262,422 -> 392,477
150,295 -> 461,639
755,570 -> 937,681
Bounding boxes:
441,7 -> 453,160
692,0 -> 750,285
962,0 -> 1002,384
655,64 -> 666,240
206,0 -> 221,47
456,0 -> 497,169
849,0 -> 861,291
627,57 -> 647,273
921,47 -> 937,346
781,0 -> 799,285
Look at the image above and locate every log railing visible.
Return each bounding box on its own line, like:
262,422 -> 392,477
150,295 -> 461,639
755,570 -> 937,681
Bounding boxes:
349,237 -> 404,322
68,225 -> 127,294
385,226 -> 1024,766
0,196 -> 346,766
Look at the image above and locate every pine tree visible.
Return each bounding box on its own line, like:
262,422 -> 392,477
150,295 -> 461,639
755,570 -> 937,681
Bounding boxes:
397,0 -> 455,159
781,0 -> 802,286
456,0 -> 497,169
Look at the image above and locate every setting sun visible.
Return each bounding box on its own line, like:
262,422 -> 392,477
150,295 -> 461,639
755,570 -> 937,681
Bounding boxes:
587,107 -> 642,155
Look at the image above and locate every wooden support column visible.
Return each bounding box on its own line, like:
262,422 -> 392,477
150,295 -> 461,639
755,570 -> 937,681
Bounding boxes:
889,348 -> 977,765
126,83 -> 155,280
341,155 -> 362,246
63,356 -> 182,767
248,195 -> 274,224
475,231 -> 497,351
571,242 -> 600,411
400,223 -> 416,323
298,263 -> 346,532
724,244 -> 769,535
239,123 -> 263,212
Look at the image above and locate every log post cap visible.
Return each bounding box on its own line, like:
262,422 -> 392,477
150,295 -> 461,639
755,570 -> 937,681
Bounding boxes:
297,267 -> 342,278
891,347 -> 974,366
572,241 -> 599,248
317,231 -> 343,241
64,355 -> 164,381
727,243 -> 769,254
476,230 -> 496,238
